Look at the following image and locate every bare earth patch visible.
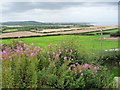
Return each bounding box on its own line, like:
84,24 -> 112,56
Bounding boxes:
0,31 -> 46,39
101,37 -> 120,41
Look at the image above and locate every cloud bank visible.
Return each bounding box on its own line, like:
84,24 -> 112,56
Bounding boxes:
1,2 -> 118,25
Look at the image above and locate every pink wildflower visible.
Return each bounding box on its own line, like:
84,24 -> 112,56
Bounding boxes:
66,50 -> 68,52
20,48 -> 23,50
82,64 -> 89,68
48,44 -> 52,48
25,48 -> 28,51
93,67 -> 97,69
84,64 -> 89,67
81,73 -> 84,76
59,52 -> 62,54
68,67 -> 71,70
79,70 -> 82,72
31,43 -> 34,46
19,41 -> 23,43
2,50 -> 7,54
70,50 -> 73,55
30,53 -> 34,56
36,46 -> 40,48
64,56 -> 67,60
56,54 -> 59,57
75,62 -> 79,65
24,44 -> 28,47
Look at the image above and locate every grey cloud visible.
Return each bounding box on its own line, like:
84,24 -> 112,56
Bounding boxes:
2,2 -> 117,14
2,2 -> 85,14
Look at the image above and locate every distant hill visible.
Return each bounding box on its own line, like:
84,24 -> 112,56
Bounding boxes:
1,21 -> 93,26
2,21 -> 43,25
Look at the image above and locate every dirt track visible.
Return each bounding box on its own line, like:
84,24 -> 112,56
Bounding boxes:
102,37 -> 120,41
0,26 -> 118,39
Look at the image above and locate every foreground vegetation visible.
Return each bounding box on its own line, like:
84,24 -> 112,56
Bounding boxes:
1,39 -> 119,88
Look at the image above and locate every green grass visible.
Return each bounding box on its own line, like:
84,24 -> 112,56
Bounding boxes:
3,29 -> 18,32
1,35 -> 119,52
86,29 -> 118,34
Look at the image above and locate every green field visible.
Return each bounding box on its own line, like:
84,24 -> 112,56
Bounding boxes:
86,29 -> 118,34
1,35 -> 119,52
3,29 -> 18,32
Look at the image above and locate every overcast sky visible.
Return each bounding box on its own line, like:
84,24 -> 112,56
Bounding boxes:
1,2 -> 118,25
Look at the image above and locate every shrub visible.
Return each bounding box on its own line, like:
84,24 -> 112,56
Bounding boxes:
2,41 -> 41,88
110,31 -> 120,37
1,41 -> 115,88
96,51 -> 120,67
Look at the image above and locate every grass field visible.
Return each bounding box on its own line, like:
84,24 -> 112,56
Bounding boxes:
86,29 -> 118,34
1,35 -> 119,52
3,29 -> 18,32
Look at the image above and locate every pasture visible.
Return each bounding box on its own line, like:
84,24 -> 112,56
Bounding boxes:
3,29 -> 18,32
1,35 -> 119,52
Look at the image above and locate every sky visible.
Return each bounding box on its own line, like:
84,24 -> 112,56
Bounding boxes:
1,1 -> 119,26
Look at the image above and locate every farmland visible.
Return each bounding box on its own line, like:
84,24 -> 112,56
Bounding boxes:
1,25 -> 119,52
2,29 -> 18,33
0,26 -> 118,39
1,24 -> 120,89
